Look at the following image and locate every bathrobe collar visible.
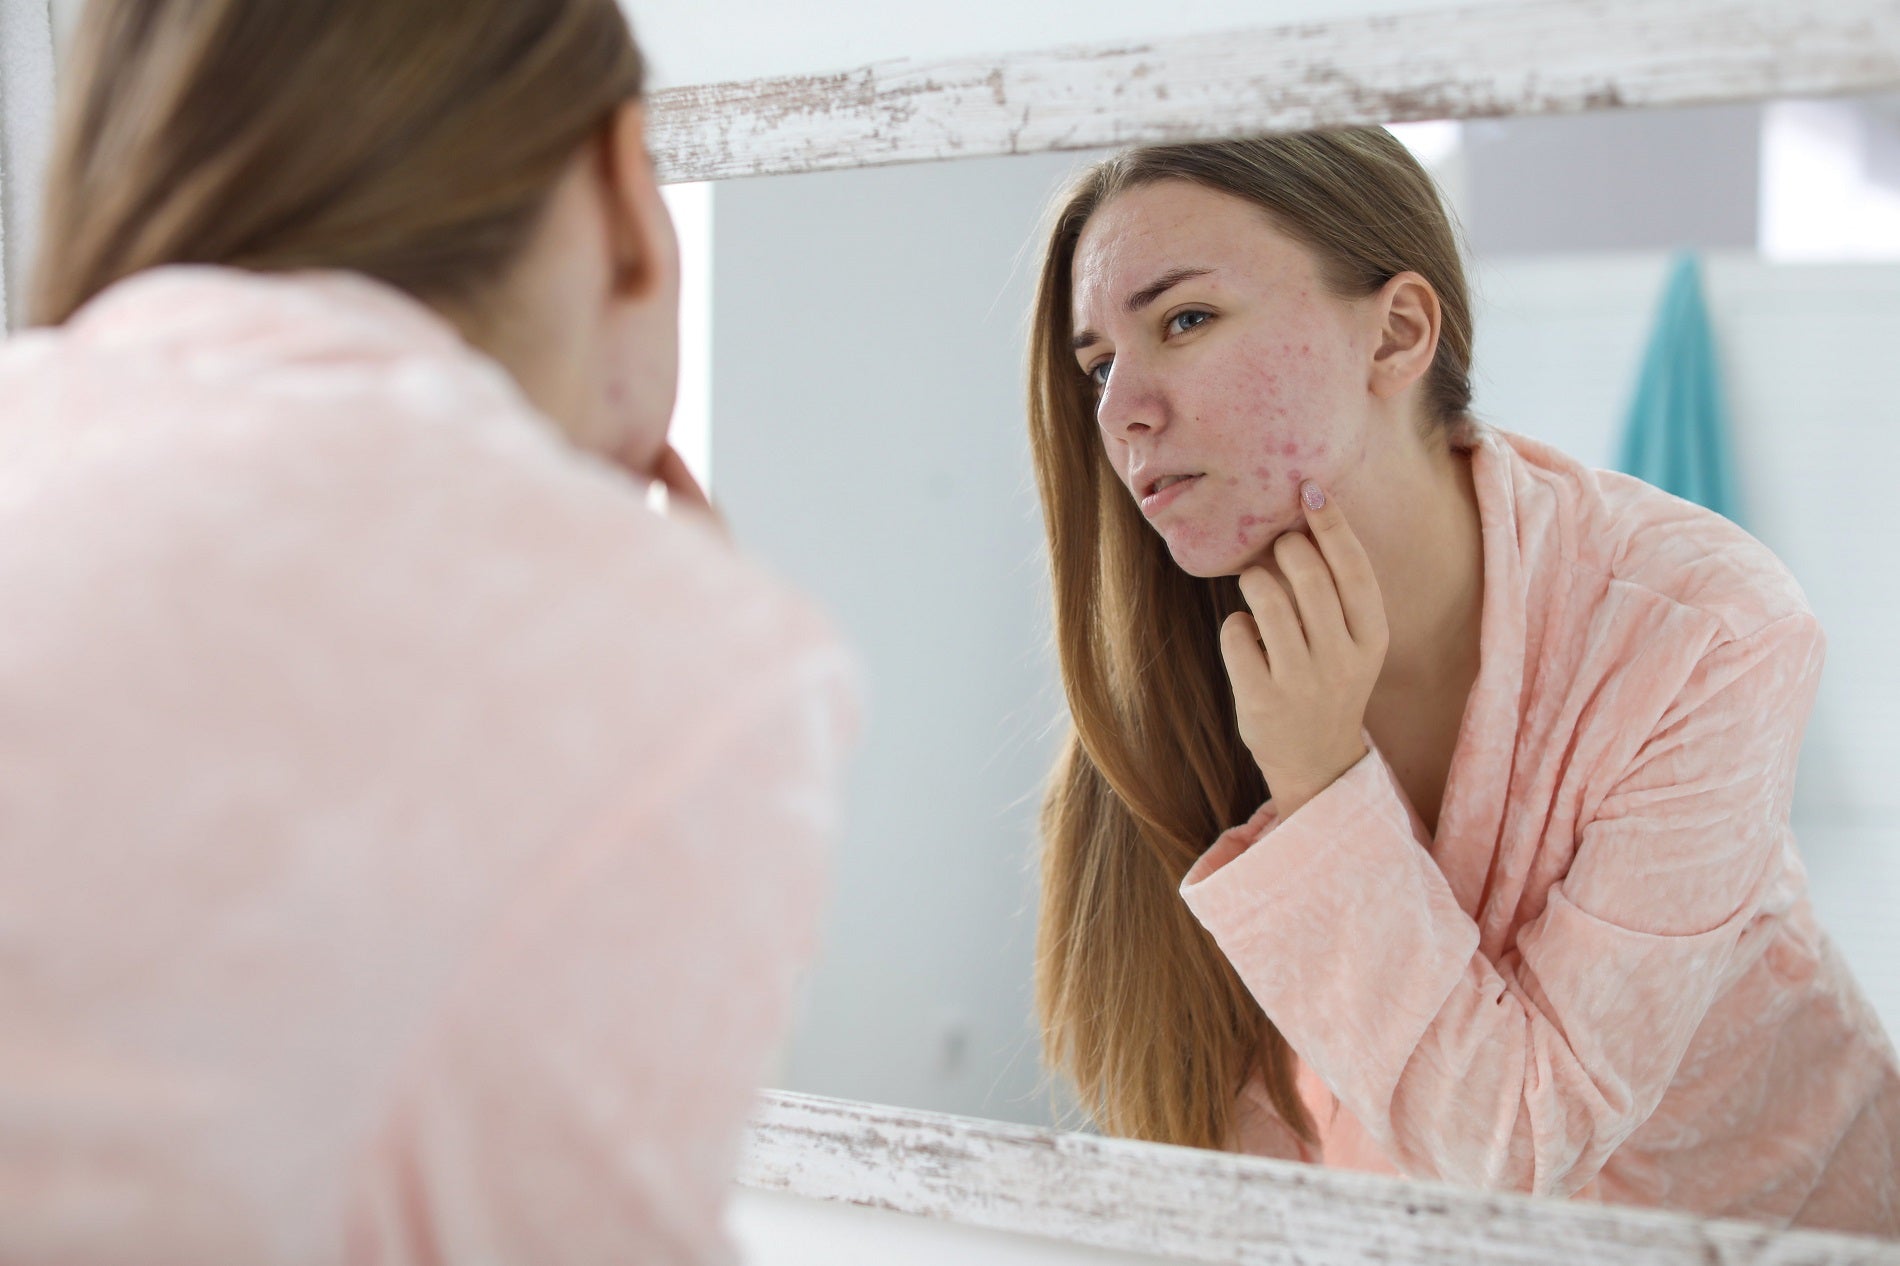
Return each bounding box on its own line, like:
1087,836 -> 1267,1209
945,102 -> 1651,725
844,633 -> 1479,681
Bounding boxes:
1431,421 -> 1567,952
65,264 -> 481,371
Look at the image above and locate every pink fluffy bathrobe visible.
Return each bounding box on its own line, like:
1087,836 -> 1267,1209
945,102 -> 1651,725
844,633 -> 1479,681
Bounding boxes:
1183,422 -> 1899,1237
0,266 -> 857,1263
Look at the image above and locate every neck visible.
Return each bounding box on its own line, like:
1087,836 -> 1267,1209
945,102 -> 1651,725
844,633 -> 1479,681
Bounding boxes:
430,257 -> 599,453
439,299 -> 574,435
1350,422 -> 1485,698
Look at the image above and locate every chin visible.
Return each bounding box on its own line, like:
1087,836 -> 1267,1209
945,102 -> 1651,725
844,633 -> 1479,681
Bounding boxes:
1163,542 -> 1253,580
1163,518 -> 1287,578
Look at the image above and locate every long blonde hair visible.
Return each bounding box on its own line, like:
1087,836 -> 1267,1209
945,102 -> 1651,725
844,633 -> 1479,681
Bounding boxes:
1030,129 -> 1473,1150
31,0 -> 644,326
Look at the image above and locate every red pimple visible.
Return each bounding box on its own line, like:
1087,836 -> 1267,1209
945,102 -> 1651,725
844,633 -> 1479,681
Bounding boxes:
1281,440 -> 1298,456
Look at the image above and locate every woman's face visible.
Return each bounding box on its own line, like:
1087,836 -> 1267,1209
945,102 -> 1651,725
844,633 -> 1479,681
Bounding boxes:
496,102 -> 681,478
1069,180 -> 1378,578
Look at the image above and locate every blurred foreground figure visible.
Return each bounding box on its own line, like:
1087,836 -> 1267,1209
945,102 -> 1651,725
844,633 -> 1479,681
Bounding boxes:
0,1 -> 857,1260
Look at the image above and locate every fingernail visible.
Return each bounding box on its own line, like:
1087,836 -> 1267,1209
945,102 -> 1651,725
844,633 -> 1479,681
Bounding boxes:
1301,480 -> 1327,512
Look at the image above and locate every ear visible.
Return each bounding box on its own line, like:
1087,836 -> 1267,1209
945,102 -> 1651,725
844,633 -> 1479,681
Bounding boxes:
1367,271 -> 1441,402
597,100 -> 675,303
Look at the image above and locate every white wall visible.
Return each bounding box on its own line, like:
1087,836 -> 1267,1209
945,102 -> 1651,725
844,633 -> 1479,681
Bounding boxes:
659,182 -> 714,487
0,0 -> 56,329
1762,96 -> 1900,262
1460,105 -> 1762,255
46,0 -> 78,62
711,149 -> 1095,1125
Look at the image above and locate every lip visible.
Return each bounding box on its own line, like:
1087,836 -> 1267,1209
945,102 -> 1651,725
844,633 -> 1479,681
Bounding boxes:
1139,473 -> 1203,517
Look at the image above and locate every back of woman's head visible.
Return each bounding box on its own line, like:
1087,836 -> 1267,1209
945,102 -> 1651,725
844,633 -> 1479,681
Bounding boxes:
30,0 -> 644,327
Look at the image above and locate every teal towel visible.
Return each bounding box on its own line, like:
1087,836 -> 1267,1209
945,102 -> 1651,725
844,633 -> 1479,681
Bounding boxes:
1615,253 -> 1743,526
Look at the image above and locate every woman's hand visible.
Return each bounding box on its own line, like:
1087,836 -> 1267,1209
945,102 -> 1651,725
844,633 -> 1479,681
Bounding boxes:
1219,480 -> 1389,818
644,443 -> 730,542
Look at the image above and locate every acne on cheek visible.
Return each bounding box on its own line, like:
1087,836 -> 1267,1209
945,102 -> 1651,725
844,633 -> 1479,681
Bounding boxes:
1227,338 -> 1338,478
1194,326 -> 1347,563
1256,426 -> 1324,473
1252,456 -> 1316,493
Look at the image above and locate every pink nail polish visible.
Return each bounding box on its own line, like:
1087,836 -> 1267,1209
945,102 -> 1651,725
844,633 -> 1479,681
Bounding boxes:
1301,480 -> 1326,511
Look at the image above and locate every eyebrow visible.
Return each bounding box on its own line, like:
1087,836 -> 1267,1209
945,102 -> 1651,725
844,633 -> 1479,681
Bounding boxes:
1070,267 -> 1216,352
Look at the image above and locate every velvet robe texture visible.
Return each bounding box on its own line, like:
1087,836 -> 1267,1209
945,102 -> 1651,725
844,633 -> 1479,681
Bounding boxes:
1185,422 -> 1898,1238
0,266 -> 858,1264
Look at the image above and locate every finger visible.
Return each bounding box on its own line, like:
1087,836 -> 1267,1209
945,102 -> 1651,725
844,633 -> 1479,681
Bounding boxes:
652,445 -> 712,511
1297,480 -> 1388,649
1218,611 -> 1274,700
650,446 -> 731,540
1271,531 -> 1351,652
1236,565 -> 1308,670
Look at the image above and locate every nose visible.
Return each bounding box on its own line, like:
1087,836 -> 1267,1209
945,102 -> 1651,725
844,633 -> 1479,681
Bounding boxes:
1094,357 -> 1169,443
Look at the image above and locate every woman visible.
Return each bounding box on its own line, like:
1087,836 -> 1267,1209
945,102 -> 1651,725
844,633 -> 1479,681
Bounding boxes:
1029,129 -> 1898,1235
0,1 -> 854,1260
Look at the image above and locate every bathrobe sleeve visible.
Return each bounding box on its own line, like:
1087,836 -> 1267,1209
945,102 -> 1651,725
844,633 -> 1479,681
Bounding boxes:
347,648 -> 857,1263
1179,611 -> 1825,1196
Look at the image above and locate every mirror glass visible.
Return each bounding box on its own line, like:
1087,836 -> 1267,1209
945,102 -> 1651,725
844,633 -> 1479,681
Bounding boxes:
689,94 -> 1900,1185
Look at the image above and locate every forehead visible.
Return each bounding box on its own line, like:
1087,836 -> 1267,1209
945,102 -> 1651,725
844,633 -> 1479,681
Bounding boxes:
1070,180 -> 1306,325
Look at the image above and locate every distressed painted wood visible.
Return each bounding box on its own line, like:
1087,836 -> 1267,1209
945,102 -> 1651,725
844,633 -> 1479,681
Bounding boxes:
739,1091 -> 1900,1265
648,0 -> 1900,183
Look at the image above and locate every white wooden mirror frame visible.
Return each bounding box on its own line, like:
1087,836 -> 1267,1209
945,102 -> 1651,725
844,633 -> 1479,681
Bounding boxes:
740,1091 -> 1897,1263
652,1 -> 1900,1261
648,0 -> 1900,183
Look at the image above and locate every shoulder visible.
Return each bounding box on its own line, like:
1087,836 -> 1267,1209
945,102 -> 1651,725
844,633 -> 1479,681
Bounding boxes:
369,405 -> 859,748
1484,425 -> 1814,645
0,293 -> 855,761
353,398 -> 861,776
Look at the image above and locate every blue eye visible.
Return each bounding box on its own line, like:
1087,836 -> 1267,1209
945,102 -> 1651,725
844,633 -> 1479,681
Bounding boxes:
1087,360 -> 1112,389
1167,310 -> 1212,336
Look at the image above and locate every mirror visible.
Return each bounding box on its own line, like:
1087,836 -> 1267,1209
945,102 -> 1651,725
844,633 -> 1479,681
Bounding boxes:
689,92 -> 1900,1233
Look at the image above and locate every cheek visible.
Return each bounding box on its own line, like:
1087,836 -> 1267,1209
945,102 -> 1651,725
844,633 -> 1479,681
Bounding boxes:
1158,319 -> 1361,574
603,375 -> 670,468
1233,512 -> 1261,551
1204,338 -> 1351,563
1227,335 -> 1356,481
1233,381 -> 1334,495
